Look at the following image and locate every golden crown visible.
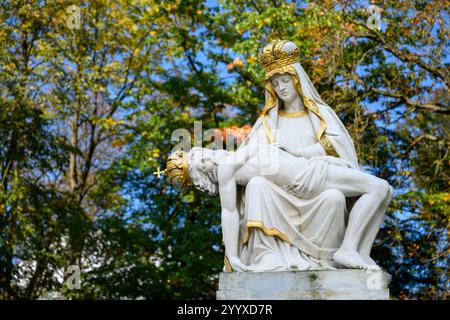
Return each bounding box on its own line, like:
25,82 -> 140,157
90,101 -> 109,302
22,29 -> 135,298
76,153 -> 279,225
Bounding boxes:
258,40 -> 300,76
166,150 -> 192,188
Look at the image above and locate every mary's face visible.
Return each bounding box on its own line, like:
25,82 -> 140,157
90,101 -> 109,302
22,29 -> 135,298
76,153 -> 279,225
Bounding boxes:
270,74 -> 298,103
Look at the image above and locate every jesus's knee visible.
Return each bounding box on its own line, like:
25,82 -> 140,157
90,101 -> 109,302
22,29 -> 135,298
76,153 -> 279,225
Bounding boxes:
388,184 -> 394,198
370,178 -> 392,199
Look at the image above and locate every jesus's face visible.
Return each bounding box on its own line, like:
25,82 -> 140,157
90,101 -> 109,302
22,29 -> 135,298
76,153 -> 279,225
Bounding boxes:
270,73 -> 298,103
196,156 -> 215,175
193,149 -> 228,183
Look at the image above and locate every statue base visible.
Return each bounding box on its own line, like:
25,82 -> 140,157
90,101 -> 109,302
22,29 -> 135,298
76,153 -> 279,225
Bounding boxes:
217,270 -> 390,300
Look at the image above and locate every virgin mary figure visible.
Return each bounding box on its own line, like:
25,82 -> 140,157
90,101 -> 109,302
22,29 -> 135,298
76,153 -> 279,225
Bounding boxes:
227,40 -> 361,272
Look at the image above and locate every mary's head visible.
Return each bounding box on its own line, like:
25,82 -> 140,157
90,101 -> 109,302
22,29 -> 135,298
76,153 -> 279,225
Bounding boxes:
258,40 -> 304,112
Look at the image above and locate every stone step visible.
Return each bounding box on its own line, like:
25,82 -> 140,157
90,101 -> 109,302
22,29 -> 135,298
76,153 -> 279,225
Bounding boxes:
217,270 -> 390,300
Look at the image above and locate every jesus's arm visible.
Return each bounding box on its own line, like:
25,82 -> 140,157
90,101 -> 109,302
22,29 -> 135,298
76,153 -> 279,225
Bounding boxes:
217,144 -> 255,271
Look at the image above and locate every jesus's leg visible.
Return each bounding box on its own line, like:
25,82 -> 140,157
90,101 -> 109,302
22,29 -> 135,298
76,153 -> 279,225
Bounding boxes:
358,185 -> 393,266
321,165 -> 392,269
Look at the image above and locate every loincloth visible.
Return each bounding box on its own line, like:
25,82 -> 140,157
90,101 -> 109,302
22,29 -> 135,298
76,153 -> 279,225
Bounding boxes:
282,158 -> 328,199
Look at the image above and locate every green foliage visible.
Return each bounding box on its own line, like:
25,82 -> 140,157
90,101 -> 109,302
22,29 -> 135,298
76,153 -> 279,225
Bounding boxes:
0,0 -> 448,299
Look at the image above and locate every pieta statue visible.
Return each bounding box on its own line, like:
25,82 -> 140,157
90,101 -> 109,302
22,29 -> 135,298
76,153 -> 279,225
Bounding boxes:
165,40 -> 393,273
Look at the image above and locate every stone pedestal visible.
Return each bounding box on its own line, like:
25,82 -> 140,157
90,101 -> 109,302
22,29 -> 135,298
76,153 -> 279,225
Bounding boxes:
217,270 -> 390,300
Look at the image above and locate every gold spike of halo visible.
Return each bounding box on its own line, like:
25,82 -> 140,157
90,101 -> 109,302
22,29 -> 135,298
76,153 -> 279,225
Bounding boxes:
165,150 -> 192,188
258,40 -> 300,79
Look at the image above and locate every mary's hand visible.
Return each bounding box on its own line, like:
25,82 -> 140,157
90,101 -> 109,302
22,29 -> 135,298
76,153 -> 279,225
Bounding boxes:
278,144 -> 302,157
228,256 -> 254,272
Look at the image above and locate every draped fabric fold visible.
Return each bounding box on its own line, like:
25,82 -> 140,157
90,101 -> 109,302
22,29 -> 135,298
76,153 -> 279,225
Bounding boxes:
236,177 -> 346,271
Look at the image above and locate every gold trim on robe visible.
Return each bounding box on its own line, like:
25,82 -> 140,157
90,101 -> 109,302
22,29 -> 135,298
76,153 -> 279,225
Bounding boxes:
224,256 -> 233,272
278,109 -> 308,118
242,220 -> 291,245
319,135 -> 340,158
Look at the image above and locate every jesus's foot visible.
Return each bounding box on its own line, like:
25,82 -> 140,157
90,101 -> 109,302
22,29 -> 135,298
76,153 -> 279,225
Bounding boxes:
333,249 -> 370,269
361,255 -> 381,270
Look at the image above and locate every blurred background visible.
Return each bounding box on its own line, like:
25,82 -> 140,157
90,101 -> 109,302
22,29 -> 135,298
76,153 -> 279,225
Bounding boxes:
0,0 -> 448,299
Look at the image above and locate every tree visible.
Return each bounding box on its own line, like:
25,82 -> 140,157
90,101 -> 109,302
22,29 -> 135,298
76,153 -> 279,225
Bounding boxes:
0,0 -> 448,299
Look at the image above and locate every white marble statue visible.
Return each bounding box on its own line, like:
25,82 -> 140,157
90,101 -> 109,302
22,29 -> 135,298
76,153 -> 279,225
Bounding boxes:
165,40 -> 393,273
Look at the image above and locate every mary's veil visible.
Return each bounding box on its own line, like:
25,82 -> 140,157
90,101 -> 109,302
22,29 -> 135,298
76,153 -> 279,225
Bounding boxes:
240,40 -> 359,169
